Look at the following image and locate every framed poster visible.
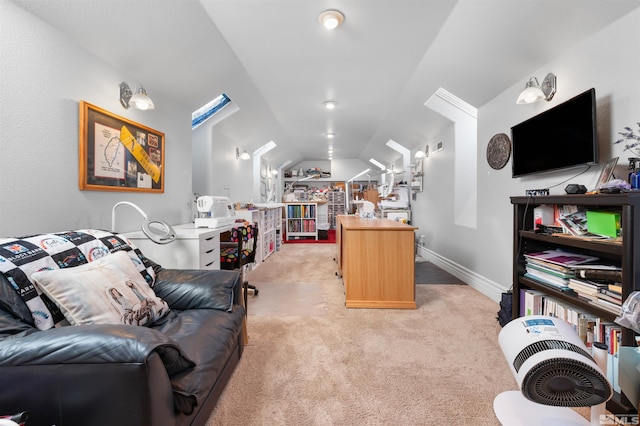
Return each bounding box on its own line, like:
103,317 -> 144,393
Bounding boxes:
79,101 -> 165,192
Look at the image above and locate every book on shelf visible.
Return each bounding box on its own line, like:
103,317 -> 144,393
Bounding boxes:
589,297 -> 622,315
525,260 -> 575,278
597,289 -> 622,305
524,271 -> 571,290
608,283 -> 623,294
568,278 -> 607,297
524,249 -> 599,267
574,267 -> 623,282
519,288 -> 621,356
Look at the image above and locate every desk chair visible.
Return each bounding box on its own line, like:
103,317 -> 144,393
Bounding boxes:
220,223 -> 259,308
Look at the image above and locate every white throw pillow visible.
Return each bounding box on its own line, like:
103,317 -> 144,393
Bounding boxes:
31,251 -> 169,326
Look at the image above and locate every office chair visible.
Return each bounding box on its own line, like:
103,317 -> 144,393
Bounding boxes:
220,223 -> 259,308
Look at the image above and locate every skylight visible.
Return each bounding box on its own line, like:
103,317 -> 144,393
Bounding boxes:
192,93 -> 232,129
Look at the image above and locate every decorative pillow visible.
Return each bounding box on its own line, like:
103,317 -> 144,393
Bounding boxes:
31,251 -> 169,327
0,229 -> 157,330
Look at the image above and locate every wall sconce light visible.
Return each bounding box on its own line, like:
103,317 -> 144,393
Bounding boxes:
236,147 -> 250,160
119,82 -> 155,110
516,73 -> 556,104
415,145 -> 429,158
319,10 -> 345,30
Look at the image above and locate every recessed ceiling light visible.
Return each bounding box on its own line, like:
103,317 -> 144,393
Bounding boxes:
327,133 -> 335,139
319,10 -> 345,30
323,100 -> 337,110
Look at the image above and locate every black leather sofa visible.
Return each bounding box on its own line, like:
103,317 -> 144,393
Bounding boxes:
0,231 -> 245,426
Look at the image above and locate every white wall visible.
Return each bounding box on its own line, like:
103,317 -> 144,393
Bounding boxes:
0,2 -> 193,235
414,8 -> 640,301
191,121 -> 253,203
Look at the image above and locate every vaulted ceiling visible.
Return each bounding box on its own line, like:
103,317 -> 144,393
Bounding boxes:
10,0 -> 640,168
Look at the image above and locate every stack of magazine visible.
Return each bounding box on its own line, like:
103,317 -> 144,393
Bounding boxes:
556,209 -> 610,239
524,249 -> 622,314
524,249 -> 599,291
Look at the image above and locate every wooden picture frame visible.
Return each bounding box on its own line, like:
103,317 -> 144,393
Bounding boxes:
79,101 -> 165,193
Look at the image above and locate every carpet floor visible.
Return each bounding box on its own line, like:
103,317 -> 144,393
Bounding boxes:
206,244 -> 591,425
248,282 -> 327,317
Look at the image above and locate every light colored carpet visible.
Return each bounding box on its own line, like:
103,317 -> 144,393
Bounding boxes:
206,244 -> 590,425
248,282 -> 327,317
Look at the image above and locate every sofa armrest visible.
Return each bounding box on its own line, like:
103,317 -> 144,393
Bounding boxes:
153,269 -> 241,312
0,323 -> 194,376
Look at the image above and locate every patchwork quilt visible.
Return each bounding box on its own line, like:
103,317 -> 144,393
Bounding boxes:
0,229 -> 157,330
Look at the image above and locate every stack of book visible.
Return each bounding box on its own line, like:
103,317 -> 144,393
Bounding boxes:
523,249 -> 599,291
571,267 -> 623,314
524,250 -> 623,314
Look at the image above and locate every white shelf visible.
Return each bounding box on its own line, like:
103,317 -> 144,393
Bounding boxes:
285,202 -> 318,241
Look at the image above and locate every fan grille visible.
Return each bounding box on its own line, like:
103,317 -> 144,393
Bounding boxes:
513,340 -> 593,372
521,358 -> 612,407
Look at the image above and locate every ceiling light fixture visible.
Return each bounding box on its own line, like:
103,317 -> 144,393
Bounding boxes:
326,132 -> 335,139
323,100 -> 337,110
120,82 -> 155,110
516,73 -> 557,104
319,9 -> 345,30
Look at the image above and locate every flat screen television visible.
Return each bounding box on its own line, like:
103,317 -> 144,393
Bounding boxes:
511,88 -> 598,178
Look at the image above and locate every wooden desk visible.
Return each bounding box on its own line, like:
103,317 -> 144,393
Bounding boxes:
336,215 -> 417,309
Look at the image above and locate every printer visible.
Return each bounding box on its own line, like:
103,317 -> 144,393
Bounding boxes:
194,196 -> 236,229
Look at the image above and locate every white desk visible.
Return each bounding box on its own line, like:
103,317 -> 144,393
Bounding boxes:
125,223 -> 231,270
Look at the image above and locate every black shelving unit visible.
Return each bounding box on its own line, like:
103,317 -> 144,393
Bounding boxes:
511,193 -> 640,415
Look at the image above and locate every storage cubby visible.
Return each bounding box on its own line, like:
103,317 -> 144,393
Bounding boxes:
285,202 -> 317,241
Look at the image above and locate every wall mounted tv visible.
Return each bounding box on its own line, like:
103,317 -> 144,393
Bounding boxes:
511,88 -> 598,178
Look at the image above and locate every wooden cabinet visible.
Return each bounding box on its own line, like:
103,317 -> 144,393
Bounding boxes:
125,224 -> 228,270
336,215 -> 417,309
285,202 -> 317,240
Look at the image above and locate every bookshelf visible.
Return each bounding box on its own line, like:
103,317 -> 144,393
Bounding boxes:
511,193 -> 640,415
285,202 -> 317,241
236,204 -> 282,265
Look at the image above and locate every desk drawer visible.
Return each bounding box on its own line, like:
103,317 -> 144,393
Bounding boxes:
200,234 -> 220,253
199,246 -> 220,269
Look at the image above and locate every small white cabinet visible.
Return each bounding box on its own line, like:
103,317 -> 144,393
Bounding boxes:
125,223 -> 229,270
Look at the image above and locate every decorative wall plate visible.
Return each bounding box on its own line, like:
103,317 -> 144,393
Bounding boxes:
487,133 -> 511,170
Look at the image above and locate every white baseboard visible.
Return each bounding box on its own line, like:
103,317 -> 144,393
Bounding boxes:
416,245 -> 506,302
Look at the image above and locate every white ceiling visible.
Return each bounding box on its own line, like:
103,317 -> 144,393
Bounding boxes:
10,0 -> 640,168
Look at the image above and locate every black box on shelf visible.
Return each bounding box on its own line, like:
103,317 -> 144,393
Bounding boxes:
318,230 -> 328,240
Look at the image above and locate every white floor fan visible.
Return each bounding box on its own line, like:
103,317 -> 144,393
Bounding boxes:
495,315 -> 612,426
